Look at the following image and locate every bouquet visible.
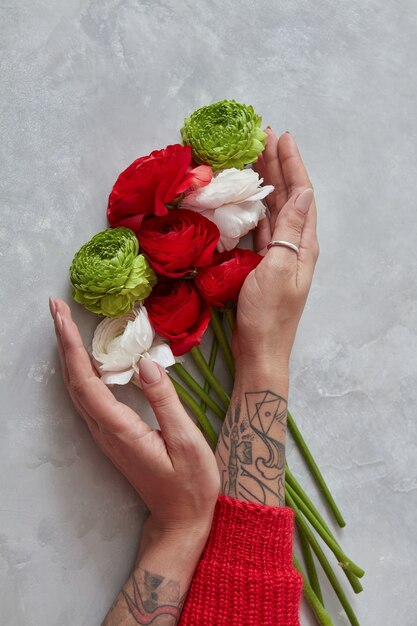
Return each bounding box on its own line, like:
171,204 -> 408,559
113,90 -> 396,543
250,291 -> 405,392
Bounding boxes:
69,100 -> 363,626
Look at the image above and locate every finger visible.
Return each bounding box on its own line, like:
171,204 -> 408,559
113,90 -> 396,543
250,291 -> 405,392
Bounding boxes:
278,132 -> 312,197
254,147 -> 275,217
49,301 -> 100,438
54,299 -> 139,435
298,196 -> 320,280
139,358 -> 201,451
253,216 -> 272,255
54,318 -> 93,423
275,132 -> 319,272
263,128 -> 288,221
267,188 -> 314,271
253,151 -> 266,181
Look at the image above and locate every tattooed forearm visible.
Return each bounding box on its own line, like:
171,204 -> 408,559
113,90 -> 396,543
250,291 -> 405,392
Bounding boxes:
103,567 -> 185,626
218,390 -> 287,507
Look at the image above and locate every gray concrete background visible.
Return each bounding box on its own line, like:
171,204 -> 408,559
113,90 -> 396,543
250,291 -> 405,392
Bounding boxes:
1,1 -> 417,624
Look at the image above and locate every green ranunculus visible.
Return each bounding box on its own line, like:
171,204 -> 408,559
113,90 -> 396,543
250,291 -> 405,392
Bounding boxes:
181,99 -> 267,171
69,227 -> 157,317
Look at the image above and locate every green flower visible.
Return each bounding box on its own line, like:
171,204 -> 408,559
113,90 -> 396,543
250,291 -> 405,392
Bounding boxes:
70,228 -> 157,317
181,99 -> 267,171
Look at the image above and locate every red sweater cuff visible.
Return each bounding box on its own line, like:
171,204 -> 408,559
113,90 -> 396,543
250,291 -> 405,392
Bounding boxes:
179,495 -> 302,626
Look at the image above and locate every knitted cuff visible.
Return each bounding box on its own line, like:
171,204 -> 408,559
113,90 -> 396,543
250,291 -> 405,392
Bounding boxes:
179,496 -> 302,626
204,495 -> 296,570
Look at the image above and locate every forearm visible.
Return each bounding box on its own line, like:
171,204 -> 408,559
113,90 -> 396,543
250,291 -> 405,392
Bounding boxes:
102,519 -> 210,626
216,355 -> 289,506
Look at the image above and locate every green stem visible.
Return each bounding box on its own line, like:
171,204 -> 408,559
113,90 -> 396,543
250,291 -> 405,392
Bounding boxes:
210,307 -> 235,377
286,491 -> 361,626
200,335 -> 219,413
169,377 -> 218,448
298,526 -> 324,604
225,307 -> 236,332
171,363 -> 225,421
286,482 -> 364,579
286,465 -> 334,538
190,347 -> 231,408
287,411 -> 346,528
293,557 -> 333,626
286,466 -> 363,593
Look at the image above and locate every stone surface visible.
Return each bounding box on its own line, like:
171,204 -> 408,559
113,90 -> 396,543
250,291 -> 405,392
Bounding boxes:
1,0 -> 417,624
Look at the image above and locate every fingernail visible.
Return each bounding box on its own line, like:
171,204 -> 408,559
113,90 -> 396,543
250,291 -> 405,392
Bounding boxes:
139,358 -> 161,384
49,297 -> 56,319
294,188 -> 314,214
285,130 -> 291,134
55,311 -> 63,334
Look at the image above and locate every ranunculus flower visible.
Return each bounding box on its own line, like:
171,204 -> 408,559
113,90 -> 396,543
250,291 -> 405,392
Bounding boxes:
146,280 -> 210,356
137,209 -> 219,278
70,227 -> 156,317
180,168 -> 274,252
107,144 -> 212,232
181,100 -> 267,170
196,248 -> 262,307
175,164 -> 213,195
91,305 -> 175,385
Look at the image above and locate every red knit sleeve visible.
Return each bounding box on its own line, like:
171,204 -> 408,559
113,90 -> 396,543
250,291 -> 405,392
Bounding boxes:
179,495 -> 303,626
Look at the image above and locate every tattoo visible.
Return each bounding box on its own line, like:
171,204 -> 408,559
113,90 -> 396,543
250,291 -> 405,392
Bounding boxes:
227,424 -> 253,497
121,567 -> 184,625
220,390 -> 287,506
246,391 -> 286,481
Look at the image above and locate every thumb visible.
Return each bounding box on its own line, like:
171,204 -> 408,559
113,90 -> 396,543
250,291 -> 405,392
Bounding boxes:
138,357 -> 197,447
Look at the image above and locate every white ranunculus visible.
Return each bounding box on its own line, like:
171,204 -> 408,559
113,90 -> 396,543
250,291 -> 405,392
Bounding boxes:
91,305 -> 175,385
180,168 -> 274,252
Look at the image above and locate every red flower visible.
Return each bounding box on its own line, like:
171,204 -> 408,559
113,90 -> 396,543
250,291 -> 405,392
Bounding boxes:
107,145 -> 212,232
137,209 -> 219,278
175,165 -> 213,195
195,248 -> 262,307
146,280 -> 210,356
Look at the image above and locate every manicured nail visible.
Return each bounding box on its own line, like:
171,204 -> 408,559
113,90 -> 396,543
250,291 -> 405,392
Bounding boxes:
49,297 -> 56,319
295,188 -> 314,214
55,311 -> 63,334
139,358 -> 161,384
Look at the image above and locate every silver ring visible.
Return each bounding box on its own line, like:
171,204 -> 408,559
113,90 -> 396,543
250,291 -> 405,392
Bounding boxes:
267,240 -> 299,254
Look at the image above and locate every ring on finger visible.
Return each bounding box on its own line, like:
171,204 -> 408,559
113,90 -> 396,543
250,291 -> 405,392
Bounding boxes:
267,240 -> 299,254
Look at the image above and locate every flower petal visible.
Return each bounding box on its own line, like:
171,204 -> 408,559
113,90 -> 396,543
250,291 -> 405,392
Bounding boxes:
148,341 -> 176,369
181,168 -> 272,209
101,368 -> 135,385
91,304 -> 173,384
198,200 -> 266,250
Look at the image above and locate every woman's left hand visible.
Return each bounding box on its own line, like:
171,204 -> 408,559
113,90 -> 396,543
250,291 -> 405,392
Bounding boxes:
232,130 -> 319,367
50,299 -> 220,543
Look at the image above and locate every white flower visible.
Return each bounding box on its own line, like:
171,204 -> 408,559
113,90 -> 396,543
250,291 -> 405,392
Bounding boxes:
180,168 -> 274,252
91,305 -> 175,385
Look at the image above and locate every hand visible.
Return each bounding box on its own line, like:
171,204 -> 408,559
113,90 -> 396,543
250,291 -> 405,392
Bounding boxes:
233,130 -> 319,366
50,299 -> 220,544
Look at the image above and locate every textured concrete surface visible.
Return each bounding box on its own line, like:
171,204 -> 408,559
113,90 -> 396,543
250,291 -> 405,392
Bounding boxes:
1,1 -> 417,624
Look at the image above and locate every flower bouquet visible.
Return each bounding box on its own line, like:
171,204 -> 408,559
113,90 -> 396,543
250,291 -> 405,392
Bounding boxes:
69,100 -> 363,626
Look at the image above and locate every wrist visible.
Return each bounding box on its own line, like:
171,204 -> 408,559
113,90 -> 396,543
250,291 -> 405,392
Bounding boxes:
136,514 -> 212,571
234,352 -> 290,383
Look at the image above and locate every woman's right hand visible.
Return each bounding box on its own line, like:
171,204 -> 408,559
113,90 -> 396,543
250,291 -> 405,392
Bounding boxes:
232,130 -> 319,367
50,299 -> 220,542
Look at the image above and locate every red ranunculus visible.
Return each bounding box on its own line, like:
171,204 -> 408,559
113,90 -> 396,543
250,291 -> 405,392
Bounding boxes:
195,248 -> 262,307
107,145 -> 211,232
175,164 -> 213,195
146,280 -> 210,356
137,209 -> 220,278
